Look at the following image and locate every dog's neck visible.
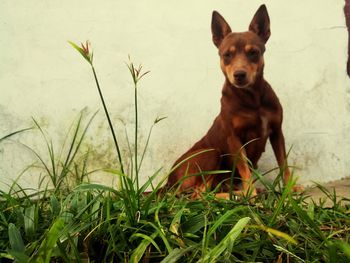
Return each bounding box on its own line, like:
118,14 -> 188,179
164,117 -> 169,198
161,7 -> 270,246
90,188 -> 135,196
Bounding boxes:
221,77 -> 267,109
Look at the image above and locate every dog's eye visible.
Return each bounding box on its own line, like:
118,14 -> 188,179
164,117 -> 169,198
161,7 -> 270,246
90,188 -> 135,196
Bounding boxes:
247,49 -> 259,60
223,52 -> 232,60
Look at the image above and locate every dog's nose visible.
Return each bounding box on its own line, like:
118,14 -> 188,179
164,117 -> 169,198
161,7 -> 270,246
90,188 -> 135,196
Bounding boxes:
234,71 -> 247,82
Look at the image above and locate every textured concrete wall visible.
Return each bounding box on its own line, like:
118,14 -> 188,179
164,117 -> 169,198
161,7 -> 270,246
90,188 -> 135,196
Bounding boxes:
1,0 -> 349,190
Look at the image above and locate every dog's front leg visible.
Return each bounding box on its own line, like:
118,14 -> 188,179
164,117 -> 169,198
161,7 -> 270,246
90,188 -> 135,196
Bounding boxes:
269,128 -> 291,184
270,130 -> 304,192
227,135 -> 257,197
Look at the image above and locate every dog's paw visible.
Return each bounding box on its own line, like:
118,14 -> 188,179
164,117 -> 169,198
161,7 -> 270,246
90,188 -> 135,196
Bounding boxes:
292,184 -> 305,193
215,192 -> 231,200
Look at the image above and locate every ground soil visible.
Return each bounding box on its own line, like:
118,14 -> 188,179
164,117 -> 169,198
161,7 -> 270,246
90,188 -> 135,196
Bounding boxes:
305,177 -> 350,206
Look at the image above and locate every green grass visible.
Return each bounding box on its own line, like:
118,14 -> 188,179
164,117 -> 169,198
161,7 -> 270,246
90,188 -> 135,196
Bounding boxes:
1,169 -> 349,262
0,41 -> 349,262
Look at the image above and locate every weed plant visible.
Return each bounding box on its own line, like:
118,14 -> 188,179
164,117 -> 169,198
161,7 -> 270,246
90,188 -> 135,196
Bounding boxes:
0,42 -> 349,262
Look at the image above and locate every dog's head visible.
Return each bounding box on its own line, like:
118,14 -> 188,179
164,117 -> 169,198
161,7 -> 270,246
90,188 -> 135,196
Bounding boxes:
211,5 -> 270,89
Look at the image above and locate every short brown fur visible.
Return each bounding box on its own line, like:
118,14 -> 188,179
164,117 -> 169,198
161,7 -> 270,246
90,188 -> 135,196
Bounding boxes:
167,5 -> 291,198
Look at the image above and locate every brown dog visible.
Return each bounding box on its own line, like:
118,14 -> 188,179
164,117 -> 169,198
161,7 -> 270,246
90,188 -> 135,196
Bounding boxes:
166,5 -> 291,198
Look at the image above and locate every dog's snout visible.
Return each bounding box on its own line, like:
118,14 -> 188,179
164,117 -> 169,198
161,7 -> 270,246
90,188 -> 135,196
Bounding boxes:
234,71 -> 247,82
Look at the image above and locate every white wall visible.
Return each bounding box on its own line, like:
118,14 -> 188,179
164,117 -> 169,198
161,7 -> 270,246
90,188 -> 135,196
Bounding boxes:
1,0 -> 349,190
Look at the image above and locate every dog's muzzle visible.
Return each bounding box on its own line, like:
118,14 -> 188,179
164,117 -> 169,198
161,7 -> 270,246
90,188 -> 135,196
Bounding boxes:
232,70 -> 249,88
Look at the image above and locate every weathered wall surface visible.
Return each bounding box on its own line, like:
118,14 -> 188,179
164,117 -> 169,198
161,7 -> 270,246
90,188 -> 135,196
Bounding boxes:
1,0 -> 349,189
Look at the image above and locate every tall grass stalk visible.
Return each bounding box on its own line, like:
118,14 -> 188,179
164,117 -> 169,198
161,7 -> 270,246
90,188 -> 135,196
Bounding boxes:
69,41 -> 125,174
91,66 -> 125,174
138,116 -> 167,173
134,68 -> 138,189
126,58 -> 150,202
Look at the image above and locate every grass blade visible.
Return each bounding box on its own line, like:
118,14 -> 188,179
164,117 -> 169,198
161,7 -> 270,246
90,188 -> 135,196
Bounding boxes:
161,247 -> 195,263
289,196 -> 326,242
207,209 -> 236,238
24,205 -> 37,238
274,245 -> 305,262
337,241 -> 350,259
269,175 -> 296,226
32,218 -> 65,263
129,232 -> 158,263
202,217 -> 250,262
8,223 -> 25,252
0,127 -> 32,143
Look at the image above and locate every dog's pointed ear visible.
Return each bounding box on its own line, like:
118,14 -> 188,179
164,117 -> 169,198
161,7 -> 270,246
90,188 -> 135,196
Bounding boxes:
211,11 -> 232,48
249,5 -> 270,43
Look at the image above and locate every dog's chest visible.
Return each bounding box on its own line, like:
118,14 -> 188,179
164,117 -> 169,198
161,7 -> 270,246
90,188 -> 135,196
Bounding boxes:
231,109 -> 271,140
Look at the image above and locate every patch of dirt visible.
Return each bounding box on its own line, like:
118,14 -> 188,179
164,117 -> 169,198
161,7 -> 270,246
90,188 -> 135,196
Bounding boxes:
305,177 -> 350,206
